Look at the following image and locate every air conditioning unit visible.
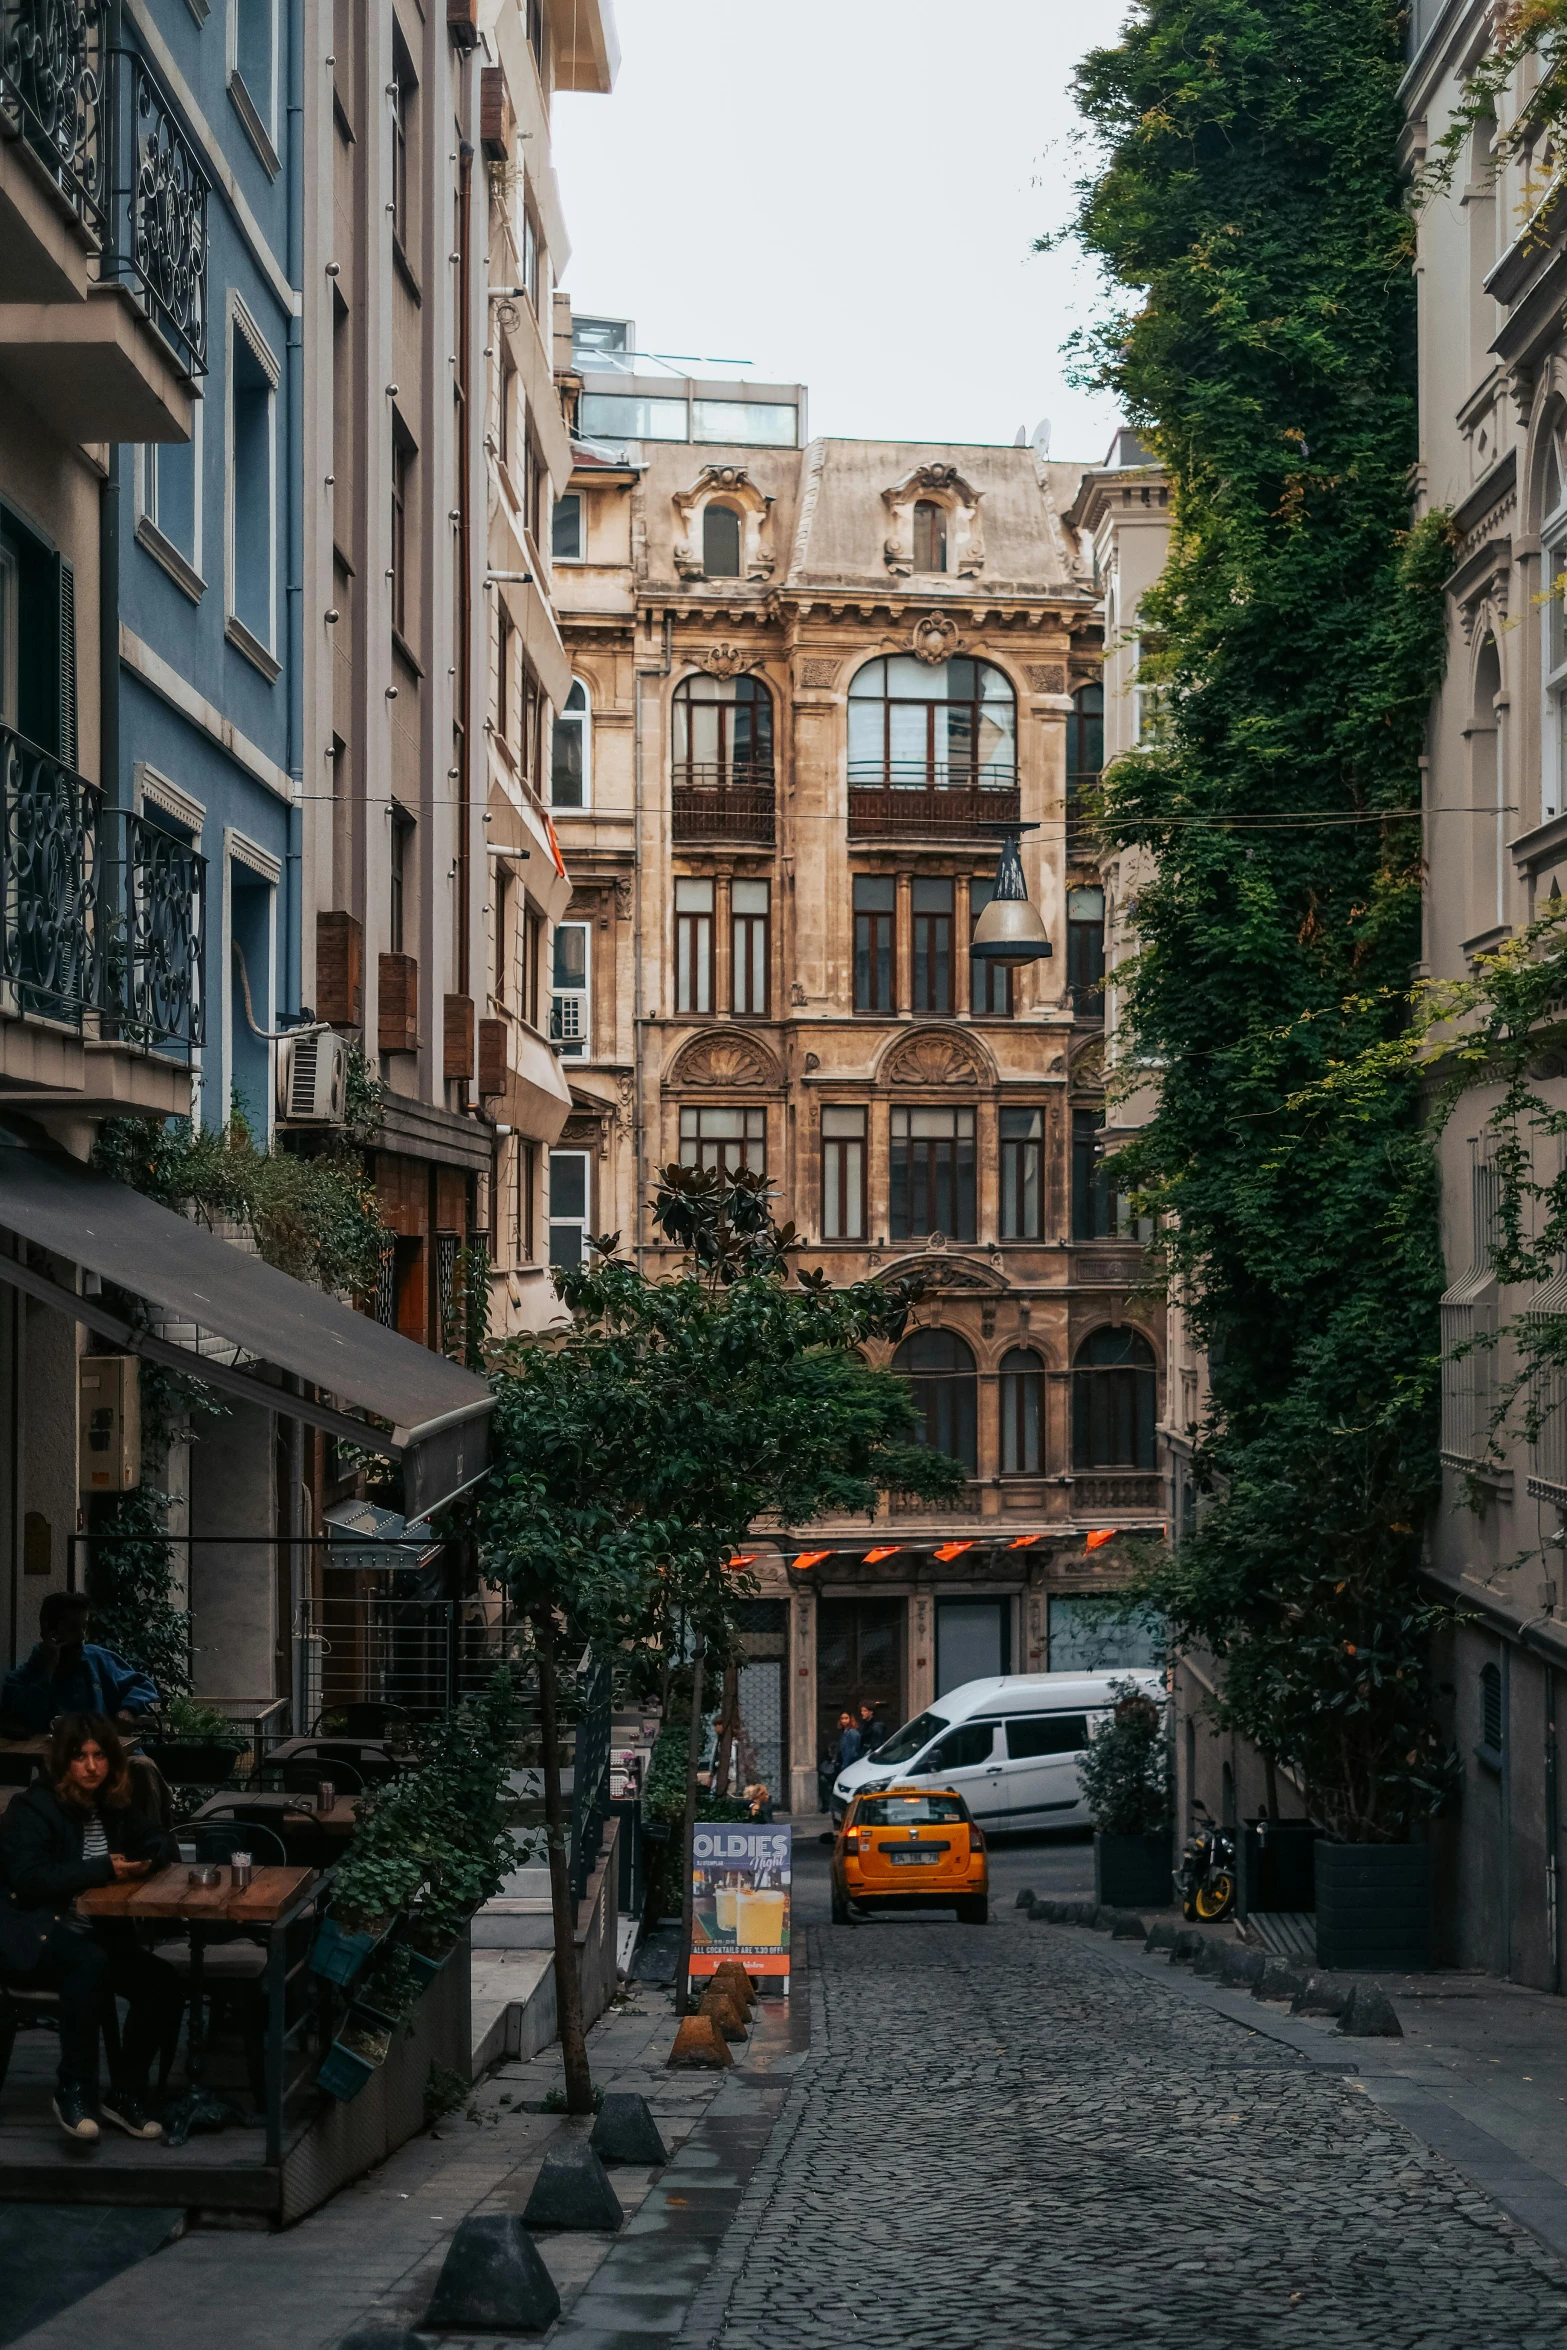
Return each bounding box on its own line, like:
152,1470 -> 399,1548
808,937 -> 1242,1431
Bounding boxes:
276,1027 -> 350,1126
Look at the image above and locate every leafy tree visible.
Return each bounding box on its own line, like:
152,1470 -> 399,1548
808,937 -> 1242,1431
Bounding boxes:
1079,1681 -> 1172,1837
1061,0 -> 1457,1838
480,1165 -> 963,2109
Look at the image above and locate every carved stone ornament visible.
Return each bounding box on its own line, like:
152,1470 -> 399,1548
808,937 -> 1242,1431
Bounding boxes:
614,877 -> 633,920
1025,663 -> 1067,694
884,1028 -> 985,1087
672,464 -> 775,583
910,614 -> 963,666
667,1030 -> 781,1089
872,1252 -> 1007,1292
799,657 -> 840,689
693,643 -> 759,681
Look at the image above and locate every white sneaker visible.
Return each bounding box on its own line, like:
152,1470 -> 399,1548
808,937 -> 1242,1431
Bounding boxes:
52,2090 -> 100,2143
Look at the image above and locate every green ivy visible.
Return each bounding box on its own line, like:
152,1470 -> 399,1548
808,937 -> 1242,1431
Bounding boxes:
1063,0 -> 1458,1839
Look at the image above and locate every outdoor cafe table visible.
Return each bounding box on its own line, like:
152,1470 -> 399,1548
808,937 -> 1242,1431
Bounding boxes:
191,1790 -> 360,1838
78,1864 -> 312,2138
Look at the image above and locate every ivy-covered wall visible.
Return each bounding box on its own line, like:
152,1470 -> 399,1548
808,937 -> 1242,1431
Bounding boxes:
1066,0 -> 1457,1836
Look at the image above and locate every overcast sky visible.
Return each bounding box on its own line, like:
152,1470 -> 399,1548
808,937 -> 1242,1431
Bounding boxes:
550,0 -> 1134,462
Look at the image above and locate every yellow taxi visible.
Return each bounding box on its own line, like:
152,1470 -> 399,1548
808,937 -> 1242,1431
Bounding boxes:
830,1783 -> 988,1924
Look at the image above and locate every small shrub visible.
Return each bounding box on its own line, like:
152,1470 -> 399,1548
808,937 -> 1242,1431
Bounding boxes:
1079,1679 -> 1171,1837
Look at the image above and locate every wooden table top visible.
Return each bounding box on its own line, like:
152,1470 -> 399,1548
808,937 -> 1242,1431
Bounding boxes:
193,1791 -> 359,1834
78,1863 -> 312,1924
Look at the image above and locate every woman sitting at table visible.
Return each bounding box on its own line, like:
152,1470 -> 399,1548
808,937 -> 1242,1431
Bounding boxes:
0,1713 -> 180,2144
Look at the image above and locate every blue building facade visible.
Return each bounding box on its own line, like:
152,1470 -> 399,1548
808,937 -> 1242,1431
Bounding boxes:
112,0 -> 303,1135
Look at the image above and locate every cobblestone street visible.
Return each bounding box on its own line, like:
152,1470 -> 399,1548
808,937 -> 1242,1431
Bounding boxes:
689,1848 -> 1567,2350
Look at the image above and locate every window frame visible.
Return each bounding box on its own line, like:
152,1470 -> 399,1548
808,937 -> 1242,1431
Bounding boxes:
138,403 -> 205,595
821,1106 -> 867,1242
388,802 -> 414,955
731,877 -> 770,1015
550,918 -> 590,1056
912,498 -> 948,574
672,672 -> 774,786
679,1104 -> 767,1177
853,873 -> 896,1012
702,501 -> 743,577
892,1328 -> 978,1475
230,0 -> 278,157
548,1149 -> 592,1269
1000,1347 -> 1045,1475
969,876 -> 1015,1016
911,875 -> 953,1013
551,677 -> 590,808
1066,884 -> 1106,1018
1544,487 -> 1567,823
389,30 -> 417,264
675,876 -> 715,1013
226,298 -> 280,663
1071,1327 -> 1158,1471
890,1105 -> 977,1243
847,654 -> 1018,791
1000,1108 -> 1043,1239
390,415 -> 416,647
552,493 -> 583,562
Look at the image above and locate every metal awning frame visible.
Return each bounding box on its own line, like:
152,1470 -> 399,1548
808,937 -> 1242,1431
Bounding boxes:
0,1241 -> 492,1515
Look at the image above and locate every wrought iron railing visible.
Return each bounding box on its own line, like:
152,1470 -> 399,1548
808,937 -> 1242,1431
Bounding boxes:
671,760 -> 776,845
296,1587 -> 518,1727
106,49 -> 208,376
0,19 -> 208,377
568,1650 -> 612,1902
0,719 -> 204,1054
849,780 -> 1021,837
848,760 -> 1020,793
0,0 -> 109,237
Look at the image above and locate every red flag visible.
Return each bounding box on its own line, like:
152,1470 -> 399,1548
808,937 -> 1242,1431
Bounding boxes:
544,811 -> 567,879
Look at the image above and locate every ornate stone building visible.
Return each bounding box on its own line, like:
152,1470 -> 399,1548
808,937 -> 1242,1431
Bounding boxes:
546,316 -> 1167,1811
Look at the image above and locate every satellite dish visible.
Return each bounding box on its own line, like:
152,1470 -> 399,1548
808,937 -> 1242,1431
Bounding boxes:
1032,418 -> 1052,458
1014,425 -> 1028,447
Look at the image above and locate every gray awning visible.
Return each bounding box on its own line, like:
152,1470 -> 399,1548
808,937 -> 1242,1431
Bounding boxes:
0,1139 -> 491,1521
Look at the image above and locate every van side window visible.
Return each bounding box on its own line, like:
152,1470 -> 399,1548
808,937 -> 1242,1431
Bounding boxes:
923,1723 -> 996,1772
1006,1714 -> 1089,1759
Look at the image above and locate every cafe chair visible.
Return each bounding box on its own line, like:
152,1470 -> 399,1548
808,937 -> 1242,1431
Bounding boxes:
0,1979 -> 122,2104
277,1757 -> 365,1798
277,1741 -> 394,1786
315,1703 -> 399,1740
202,1798 -> 330,1873
151,1822 -> 288,2108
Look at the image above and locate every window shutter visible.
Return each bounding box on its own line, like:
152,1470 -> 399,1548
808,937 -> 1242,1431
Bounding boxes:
58,556 -> 77,770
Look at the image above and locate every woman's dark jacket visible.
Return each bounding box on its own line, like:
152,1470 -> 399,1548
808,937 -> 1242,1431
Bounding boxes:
0,1779 -> 176,1972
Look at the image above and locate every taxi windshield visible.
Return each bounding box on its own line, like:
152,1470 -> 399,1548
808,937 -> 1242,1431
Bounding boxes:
855,1794 -> 968,1826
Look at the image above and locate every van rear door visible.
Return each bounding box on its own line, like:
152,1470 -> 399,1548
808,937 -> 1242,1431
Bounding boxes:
1001,1712 -> 1092,1825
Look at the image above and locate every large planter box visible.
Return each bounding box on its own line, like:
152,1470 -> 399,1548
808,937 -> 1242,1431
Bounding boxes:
1094,1830 -> 1173,1910
1239,1821 -> 1318,1918
1314,1840 -> 1429,1972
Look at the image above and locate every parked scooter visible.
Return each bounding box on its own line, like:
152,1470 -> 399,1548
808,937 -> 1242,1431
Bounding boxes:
1179,1805 -> 1236,1922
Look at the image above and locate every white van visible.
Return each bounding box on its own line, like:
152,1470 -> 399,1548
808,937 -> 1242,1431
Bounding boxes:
830,1670 -> 1163,1831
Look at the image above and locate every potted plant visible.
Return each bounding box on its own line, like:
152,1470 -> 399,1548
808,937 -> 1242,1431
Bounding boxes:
1081,1681 -> 1173,1910
317,2006 -> 393,2101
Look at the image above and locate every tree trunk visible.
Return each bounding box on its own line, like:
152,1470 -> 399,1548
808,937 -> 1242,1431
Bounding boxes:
712,1660 -> 739,1797
675,1634 -> 706,2016
1263,1751 -> 1280,1821
534,1610 -> 593,2113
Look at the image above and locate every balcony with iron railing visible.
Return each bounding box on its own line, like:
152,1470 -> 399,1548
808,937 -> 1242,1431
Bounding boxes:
848,759 -> 1021,839
0,9 -> 207,431
671,760 -> 777,845
0,718 -> 204,1065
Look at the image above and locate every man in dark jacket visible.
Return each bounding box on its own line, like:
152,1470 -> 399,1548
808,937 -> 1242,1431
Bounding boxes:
857,1702 -> 888,1757
0,1591 -> 159,1736
0,1713 -> 179,2142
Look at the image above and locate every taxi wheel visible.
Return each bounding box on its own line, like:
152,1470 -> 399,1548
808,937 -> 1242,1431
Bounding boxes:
956,1896 -> 988,1924
831,1884 -> 850,1925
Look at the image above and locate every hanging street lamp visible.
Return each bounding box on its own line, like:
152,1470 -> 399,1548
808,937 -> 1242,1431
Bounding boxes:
970,820 -> 1052,968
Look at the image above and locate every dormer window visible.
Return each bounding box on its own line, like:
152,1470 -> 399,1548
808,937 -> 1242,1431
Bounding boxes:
703,503 -> 741,577
912,499 -> 948,573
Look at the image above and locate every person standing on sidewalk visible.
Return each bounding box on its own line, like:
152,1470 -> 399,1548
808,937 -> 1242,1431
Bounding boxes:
858,1701 -> 887,1757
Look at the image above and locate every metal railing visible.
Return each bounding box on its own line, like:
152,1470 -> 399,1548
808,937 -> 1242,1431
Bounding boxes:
568,1650 -> 612,1902
0,13 -> 208,377
671,762 -> 776,844
0,720 -> 204,1053
0,0 -> 108,235
849,768 -> 1020,837
296,1586 -> 518,1727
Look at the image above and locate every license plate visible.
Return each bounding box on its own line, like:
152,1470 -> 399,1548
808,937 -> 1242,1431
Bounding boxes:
887,1849 -> 942,1865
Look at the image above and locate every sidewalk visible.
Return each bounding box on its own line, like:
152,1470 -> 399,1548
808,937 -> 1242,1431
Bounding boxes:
2,1978 -> 809,2350
1076,1916 -> 1567,2266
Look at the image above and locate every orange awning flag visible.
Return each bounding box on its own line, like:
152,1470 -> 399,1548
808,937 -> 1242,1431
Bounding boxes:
933,1540 -> 975,1563
791,1550 -> 831,1572
862,1545 -> 899,1564
725,1553 -> 757,1572
544,811 -> 567,878
1084,1528 -> 1117,1551
1007,1533 -> 1043,1549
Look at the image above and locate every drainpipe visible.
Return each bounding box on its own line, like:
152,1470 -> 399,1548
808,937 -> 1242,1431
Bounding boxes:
455,136 -> 473,1002
98,449 -> 120,804
1502,1640 -> 1513,1981
283,0 -> 304,1019
631,610 -> 671,1270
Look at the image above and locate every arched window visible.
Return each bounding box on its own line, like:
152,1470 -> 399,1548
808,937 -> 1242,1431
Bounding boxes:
912,499 -> 948,573
847,655 -> 1016,791
702,502 -> 742,577
892,1329 -> 977,1476
1543,420 -> 1567,825
550,678 -> 590,808
1472,636 -> 1502,922
1000,1348 -> 1044,1476
673,673 -> 773,787
1072,1326 -> 1156,1470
